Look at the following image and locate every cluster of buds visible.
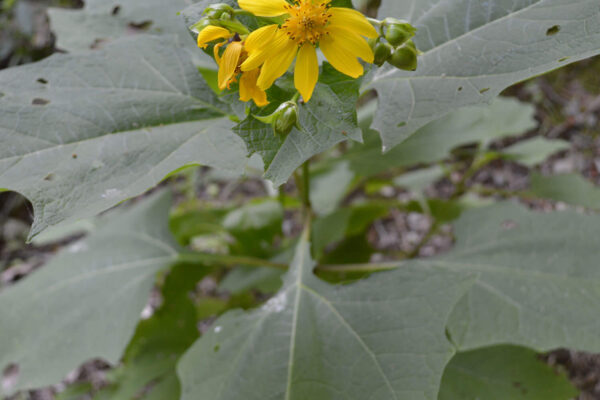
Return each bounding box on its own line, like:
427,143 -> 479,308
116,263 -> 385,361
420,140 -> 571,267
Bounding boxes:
190,3 -> 249,35
370,18 -> 420,71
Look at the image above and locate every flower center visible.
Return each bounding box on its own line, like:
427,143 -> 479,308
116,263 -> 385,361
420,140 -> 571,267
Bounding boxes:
281,0 -> 332,46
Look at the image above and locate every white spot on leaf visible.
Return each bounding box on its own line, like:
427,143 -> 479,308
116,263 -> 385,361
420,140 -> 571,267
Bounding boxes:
262,292 -> 287,313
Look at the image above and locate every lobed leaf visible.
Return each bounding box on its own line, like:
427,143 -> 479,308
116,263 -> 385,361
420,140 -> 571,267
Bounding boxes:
0,192 -> 179,394
0,35 -> 245,239
178,231 -> 475,400
370,0 -> 600,150
439,345 -> 577,400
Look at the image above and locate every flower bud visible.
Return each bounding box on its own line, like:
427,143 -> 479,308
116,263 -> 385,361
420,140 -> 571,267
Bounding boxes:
272,101 -> 298,136
373,42 -> 393,67
385,22 -> 417,47
204,3 -> 234,20
253,101 -> 299,136
388,41 -> 418,71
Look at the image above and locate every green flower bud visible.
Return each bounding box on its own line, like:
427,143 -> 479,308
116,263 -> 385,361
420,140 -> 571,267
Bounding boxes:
204,3 -> 234,20
367,38 -> 378,50
272,101 -> 299,136
253,101 -> 299,136
385,22 -> 417,47
388,40 -> 418,71
373,42 -> 393,67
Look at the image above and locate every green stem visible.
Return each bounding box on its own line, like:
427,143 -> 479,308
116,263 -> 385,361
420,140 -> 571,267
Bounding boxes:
178,252 -> 406,274
232,8 -> 254,17
367,17 -> 382,27
178,252 -> 288,270
291,91 -> 301,103
316,262 -> 400,273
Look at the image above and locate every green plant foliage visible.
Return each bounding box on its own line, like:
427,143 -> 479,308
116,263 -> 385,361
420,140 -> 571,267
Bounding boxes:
503,138 -> 570,166
0,192 -> 180,395
346,97 -> 537,178
0,35 -> 244,239
234,64 -> 363,186
370,0 -> 600,150
178,233 -> 475,400
439,345 -> 578,399
91,263 -> 210,400
437,203 -> 600,352
530,172 -> 600,209
222,199 -> 283,256
48,0 -> 204,54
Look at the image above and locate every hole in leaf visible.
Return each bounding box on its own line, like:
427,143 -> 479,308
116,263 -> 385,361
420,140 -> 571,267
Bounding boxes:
214,344 -> 220,352
546,25 -> 560,36
479,88 -> 490,94
457,86 -> 463,91
397,121 -> 407,128
37,78 -> 48,84
32,98 -> 50,106
2,364 -> 19,393
43,173 -> 54,181
128,20 -> 153,31
72,154 -> 78,159
111,5 -> 121,15
558,57 -> 569,62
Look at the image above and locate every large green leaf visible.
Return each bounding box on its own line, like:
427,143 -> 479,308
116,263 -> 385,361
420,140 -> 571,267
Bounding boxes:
48,0 -> 201,53
91,263 -> 210,400
178,232 -> 474,399
0,35 -> 246,238
439,345 -> 577,400
235,65 -> 363,186
370,0 -> 600,150
428,203 -> 600,352
0,192 -> 179,395
530,173 -> 600,209
346,97 -> 536,178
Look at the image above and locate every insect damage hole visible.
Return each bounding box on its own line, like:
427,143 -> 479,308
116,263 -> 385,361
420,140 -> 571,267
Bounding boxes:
36,78 -> 48,84
32,98 -> 50,106
546,25 -> 560,36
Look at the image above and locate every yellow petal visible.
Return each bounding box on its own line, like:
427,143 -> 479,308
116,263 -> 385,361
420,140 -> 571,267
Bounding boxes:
242,27 -> 289,72
294,44 -> 319,102
328,26 -> 374,63
218,41 -> 243,90
257,39 -> 298,90
238,0 -> 289,17
329,7 -> 378,38
240,69 -> 269,107
245,24 -> 278,52
320,34 -> 364,78
197,26 -> 231,49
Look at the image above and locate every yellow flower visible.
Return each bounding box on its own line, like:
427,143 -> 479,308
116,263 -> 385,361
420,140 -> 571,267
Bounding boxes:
238,0 -> 378,102
197,26 -> 269,107
215,40 -> 269,107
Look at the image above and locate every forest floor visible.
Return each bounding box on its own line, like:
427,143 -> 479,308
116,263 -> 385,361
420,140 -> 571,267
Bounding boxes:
1,0 -> 600,399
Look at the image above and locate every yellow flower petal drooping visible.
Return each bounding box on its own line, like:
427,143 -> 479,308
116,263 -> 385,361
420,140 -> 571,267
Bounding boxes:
197,26 -> 232,49
239,0 -> 377,102
240,68 -> 269,107
196,23 -> 268,107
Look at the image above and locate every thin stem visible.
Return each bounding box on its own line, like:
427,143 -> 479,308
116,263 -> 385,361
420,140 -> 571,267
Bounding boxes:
316,262 -> 400,273
291,91 -> 301,103
301,161 -> 311,213
178,252 -> 288,270
367,17 -> 382,27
